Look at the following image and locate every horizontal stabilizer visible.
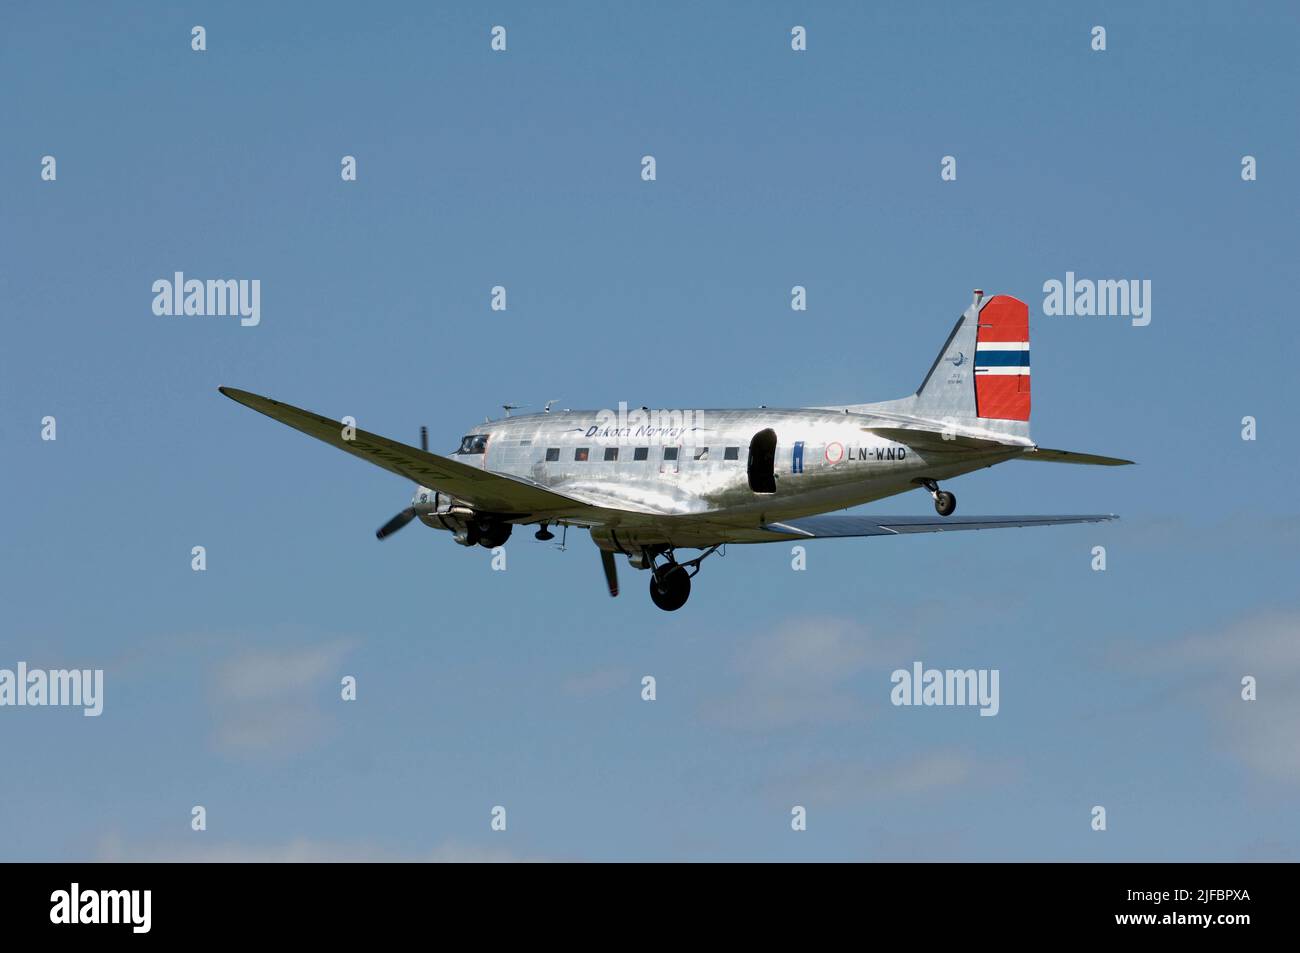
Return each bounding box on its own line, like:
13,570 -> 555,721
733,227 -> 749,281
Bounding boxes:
1021,447 -> 1135,466
862,427 -> 1022,454
761,513 -> 1116,540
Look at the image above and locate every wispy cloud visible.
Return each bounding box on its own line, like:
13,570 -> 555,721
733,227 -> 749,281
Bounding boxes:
703,616 -> 913,730
1124,609 -> 1300,785
771,749 -> 991,806
209,639 -> 354,756
95,833 -> 547,863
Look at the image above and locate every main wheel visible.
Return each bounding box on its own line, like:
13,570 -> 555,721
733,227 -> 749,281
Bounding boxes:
934,490 -> 956,517
477,522 -> 513,548
649,564 -> 691,611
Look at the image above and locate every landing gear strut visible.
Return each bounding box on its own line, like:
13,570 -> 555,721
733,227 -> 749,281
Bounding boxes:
644,545 -> 722,611
917,479 -> 957,517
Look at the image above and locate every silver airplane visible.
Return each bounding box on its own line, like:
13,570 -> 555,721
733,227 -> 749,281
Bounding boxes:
220,291 -> 1131,610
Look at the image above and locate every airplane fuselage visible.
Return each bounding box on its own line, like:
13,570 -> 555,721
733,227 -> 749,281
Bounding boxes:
429,407 -> 1024,548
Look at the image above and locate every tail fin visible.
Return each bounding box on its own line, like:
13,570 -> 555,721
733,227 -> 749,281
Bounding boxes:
840,291 -> 1032,440
971,294 -> 1031,422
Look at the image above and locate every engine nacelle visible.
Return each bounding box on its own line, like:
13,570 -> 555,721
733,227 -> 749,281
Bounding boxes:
591,527 -> 667,567
413,491 -> 512,548
414,490 -> 475,541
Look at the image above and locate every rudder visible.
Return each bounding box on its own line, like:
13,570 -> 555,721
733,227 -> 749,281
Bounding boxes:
973,295 -> 1030,422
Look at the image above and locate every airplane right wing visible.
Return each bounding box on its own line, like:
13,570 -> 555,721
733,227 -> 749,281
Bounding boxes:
219,387 -> 599,518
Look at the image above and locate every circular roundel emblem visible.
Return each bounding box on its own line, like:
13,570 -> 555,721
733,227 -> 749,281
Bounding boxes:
825,441 -> 844,464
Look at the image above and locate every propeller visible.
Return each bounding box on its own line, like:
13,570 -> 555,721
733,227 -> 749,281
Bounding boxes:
375,427 -> 429,540
600,549 -> 619,598
376,508 -> 416,540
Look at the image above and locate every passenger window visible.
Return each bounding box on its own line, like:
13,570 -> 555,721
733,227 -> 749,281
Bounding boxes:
724,446 -> 739,461
633,447 -> 648,461
545,448 -> 559,462
575,448 -> 590,462
604,447 -> 618,461
694,447 -> 709,461
663,447 -> 678,461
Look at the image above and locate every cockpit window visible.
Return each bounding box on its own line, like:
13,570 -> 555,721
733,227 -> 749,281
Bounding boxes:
457,435 -> 488,454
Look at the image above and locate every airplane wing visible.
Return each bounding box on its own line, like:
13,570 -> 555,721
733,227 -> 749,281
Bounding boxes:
758,513 -> 1116,540
218,387 -> 598,518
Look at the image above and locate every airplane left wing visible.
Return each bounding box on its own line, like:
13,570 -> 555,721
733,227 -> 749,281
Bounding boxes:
759,513 -> 1116,540
219,387 -> 598,518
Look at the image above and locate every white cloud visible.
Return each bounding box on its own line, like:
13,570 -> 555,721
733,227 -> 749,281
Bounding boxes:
1130,610 -> 1300,785
704,616 -> 912,730
776,749 -> 985,806
209,640 -> 354,756
95,832 -> 546,863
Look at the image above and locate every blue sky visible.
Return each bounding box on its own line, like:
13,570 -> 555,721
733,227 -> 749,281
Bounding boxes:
3,1 -> 1298,861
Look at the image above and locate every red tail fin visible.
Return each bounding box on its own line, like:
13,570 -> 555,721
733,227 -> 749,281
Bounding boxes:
974,295 -> 1030,422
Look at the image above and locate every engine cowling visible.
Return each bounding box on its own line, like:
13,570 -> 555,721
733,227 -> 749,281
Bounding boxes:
413,492 -> 511,547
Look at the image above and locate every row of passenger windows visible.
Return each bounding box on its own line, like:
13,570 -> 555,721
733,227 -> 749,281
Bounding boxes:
545,446 -> 742,463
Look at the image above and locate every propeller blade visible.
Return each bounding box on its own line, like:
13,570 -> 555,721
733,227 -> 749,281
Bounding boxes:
376,507 -> 417,540
600,549 -> 619,598
420,426 -> 428,452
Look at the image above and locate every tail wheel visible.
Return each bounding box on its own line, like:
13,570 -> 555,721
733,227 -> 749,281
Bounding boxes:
934,491 -> 957,517
649,564 -> 691,611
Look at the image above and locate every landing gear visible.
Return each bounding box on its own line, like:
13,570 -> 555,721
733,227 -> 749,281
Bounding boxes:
476,521 -> 513,548
917,479 -> 957,517
649,564 -> 691,611
642,545 -> 722,611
